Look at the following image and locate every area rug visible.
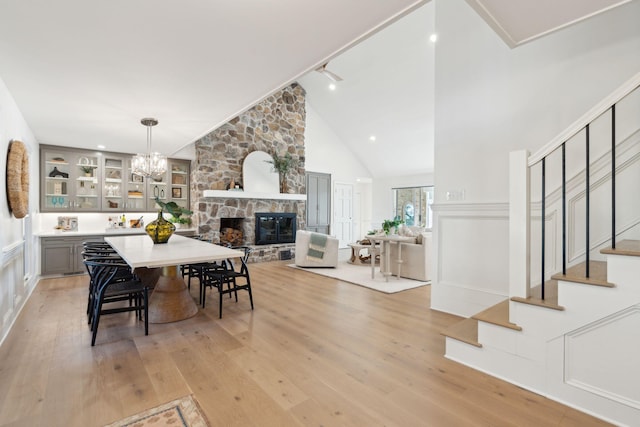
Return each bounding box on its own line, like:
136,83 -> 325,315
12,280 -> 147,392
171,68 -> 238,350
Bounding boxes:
287,261 -> 430,294
104,395 -> 210,427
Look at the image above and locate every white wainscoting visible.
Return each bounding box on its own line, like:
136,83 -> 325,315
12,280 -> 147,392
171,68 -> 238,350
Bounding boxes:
431,202 -> 510,317
1,240 -> 24,340
564,304 -> 640,410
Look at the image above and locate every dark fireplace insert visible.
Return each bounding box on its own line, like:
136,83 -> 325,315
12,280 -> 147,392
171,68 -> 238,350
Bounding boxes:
255,213 -> 296,245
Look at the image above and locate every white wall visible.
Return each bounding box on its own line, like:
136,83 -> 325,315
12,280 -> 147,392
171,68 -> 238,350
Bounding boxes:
305,102 -> 374,237
0,77 -> 39,345
432,0 -> 640,316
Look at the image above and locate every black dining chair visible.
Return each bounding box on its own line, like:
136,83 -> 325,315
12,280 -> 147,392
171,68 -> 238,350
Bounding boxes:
83,259 -> 149,346
82,251 -> 130,324
83,254 -> 137,324
200,246 -> 254,318
83,240 -> 115,249
182,240 -> 232,301
180,235 -> 211,290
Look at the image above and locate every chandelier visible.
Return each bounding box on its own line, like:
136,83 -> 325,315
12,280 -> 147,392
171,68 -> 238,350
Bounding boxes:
131,117 -> 167,179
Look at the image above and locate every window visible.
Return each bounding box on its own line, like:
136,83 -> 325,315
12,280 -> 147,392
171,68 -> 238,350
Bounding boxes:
392,186 -> 434,228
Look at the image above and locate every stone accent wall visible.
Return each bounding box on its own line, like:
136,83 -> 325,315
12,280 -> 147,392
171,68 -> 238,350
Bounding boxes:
191,83 -> 306,262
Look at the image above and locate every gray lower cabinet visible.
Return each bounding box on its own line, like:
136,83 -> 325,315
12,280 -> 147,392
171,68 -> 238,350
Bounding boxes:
41,235 -> 103,275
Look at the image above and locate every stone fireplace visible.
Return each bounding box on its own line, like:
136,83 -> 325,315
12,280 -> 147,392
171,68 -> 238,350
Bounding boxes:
191,83 -> 307,262
195,198 -> 305,262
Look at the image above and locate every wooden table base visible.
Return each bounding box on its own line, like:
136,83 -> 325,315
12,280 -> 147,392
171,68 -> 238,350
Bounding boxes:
148,265 -> 198,323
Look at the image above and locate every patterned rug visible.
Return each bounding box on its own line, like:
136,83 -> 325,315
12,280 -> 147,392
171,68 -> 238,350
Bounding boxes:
104,395 -> 210,427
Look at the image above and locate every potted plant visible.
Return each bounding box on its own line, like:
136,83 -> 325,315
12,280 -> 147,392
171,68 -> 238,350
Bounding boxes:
155,197 -> 193,228
80,165 -> 93,177
382,217 -> 404,235
265,152 -> 298,193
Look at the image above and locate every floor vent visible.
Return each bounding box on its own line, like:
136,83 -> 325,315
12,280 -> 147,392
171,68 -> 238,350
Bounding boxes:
279,249 -> 292,260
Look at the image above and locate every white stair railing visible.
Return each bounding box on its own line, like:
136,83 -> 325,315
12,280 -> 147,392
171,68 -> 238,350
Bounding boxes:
510,72 -> 640,300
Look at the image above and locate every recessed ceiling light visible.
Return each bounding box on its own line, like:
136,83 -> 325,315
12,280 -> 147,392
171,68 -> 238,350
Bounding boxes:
429,34 -> 438,43
328,83 -> 336,91
369,136 -> 376,142
97,144 -> 106,149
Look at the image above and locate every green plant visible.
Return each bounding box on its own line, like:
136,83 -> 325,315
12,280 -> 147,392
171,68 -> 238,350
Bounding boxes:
169,215 -> 192,225
80,165 -> 93,174
382,217 -> 404,235
265,152 -> 298,193
265,152 -> 298,174
155,197 -> 193,223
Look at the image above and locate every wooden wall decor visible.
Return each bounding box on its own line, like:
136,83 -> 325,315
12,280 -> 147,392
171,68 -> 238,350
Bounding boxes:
6,139 -> 29,218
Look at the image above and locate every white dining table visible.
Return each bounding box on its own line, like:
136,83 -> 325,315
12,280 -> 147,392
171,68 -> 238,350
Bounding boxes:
105,234 -> 244,323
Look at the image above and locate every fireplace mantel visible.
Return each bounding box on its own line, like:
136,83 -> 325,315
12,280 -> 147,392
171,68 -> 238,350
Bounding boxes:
203,190 -> 306,201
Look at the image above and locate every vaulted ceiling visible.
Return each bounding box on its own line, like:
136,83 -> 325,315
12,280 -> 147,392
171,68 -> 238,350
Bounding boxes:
0,0 -> 631,177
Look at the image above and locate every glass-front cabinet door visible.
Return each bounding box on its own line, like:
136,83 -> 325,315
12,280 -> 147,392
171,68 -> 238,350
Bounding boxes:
41,147 -> 100,211
74,154 -> 100,210
148,176 -> 168,211
125,159 -> 147,211
42,149 -> 71,211
103,155 -> 124,211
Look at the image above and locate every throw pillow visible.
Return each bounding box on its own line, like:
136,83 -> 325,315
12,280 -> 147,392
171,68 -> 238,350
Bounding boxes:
399,224 -> 415,237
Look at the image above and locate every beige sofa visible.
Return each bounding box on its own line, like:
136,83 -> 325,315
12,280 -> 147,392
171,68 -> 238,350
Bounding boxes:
387,231 -> 432,281
294,230 -> 339,268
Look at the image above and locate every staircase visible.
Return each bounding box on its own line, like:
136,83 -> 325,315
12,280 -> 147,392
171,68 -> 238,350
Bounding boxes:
443,73 -> 640,427
443,243 -> 640,426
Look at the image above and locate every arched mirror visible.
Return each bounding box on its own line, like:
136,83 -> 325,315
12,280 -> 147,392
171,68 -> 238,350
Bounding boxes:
242,151 -> 279,193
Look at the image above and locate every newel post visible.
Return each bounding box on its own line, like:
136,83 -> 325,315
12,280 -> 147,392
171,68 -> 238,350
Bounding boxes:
509,150 -> 530,299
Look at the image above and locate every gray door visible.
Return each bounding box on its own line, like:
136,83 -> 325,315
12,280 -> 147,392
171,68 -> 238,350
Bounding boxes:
306,172 -> 330,235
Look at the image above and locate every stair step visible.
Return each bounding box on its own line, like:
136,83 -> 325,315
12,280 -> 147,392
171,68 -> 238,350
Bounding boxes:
550,260 -> 614,288
601,239 -> 640,257
441,317 -> 482,348
472,299 -> 522,331
511,280 -> 565,311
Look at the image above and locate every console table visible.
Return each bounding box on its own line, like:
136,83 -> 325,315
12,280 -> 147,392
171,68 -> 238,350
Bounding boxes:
367,235 -> 416,281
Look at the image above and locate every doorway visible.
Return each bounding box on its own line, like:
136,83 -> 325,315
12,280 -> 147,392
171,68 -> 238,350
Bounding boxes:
334,182 -> 353,248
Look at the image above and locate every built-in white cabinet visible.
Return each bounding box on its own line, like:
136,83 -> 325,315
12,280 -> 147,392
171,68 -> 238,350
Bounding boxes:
40,145 -> 190,213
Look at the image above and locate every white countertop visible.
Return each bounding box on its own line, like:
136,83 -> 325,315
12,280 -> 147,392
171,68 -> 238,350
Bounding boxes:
37,227 -> 197,237
105,234 -> 243,268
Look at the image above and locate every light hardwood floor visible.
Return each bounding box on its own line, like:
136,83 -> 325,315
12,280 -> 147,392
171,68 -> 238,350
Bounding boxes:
0,261 -> 613,427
